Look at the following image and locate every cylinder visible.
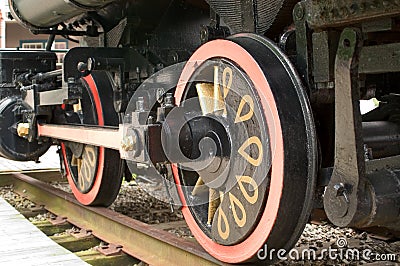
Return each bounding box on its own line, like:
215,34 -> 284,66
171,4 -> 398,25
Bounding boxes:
359,168 -> 400,230
9,0 -> 116,29
362,121 -> 400,158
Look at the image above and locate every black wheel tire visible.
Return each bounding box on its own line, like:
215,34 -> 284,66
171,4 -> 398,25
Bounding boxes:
61,73 -> 123,206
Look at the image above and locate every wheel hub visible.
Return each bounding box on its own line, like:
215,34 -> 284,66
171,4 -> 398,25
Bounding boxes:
182,115 -> 231,189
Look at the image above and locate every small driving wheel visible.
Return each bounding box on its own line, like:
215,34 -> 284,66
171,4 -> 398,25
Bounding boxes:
60,73 -> 123,206
173,34 -> 317,263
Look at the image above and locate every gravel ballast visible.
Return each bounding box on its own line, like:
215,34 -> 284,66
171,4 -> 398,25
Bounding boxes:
1,182 -> 399,265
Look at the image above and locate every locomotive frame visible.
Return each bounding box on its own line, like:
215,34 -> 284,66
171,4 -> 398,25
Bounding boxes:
1,0 -> 399,264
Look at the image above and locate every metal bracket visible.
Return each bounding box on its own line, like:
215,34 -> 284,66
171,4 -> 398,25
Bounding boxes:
359,43 -> 400,74
70,228 -> 93,239
96,243 -> 123,256
63,47 -> 151,82
49,216 -> 68,225
294,2 -> 312,89
323,28 -> 367,227
63,47 -> 153,113
303,0 -> 400,29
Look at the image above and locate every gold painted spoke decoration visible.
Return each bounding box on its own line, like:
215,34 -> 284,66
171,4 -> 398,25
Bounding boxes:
211,62 -> 266,244
76,145 -> 98,193
236,175 -> 259,204
73,100 -> 82,113
191,177 -> 221,227
194,65 -> 234,229
238,136 -> 263,167
211,175 -> 266,244
208,127 -> 268,245
208,188 -> 220,225
189,60 -> 269,245
235,95 -> 254,123
70,100 -> 98,193
191,177 -> 207,196
196,65 -> 233,117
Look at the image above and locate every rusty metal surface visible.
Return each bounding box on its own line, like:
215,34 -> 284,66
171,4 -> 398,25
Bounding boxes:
49,216 -> 68,226
9,173 -> 222,266
323,28 -> 366,227
304,0 -> 400,29
96,244 -> 123,256
71,229 -> 93,239
321,28 -> 400,231
359,43 -> 400,74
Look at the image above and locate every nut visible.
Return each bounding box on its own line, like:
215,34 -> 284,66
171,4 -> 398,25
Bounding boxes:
121,135 -> 135,151
17,123 -> 30,138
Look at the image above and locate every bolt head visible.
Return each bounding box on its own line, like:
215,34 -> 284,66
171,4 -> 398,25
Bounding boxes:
17,123 -> 30,138
294,4 -> 305,21
334,183 -> 346,197
121,136 -> 135,151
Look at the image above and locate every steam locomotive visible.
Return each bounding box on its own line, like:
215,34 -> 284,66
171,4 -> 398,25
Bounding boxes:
1,0 -> 399,263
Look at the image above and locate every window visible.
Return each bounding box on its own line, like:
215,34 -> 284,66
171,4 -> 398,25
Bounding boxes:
21,42 -> 44,49
54,42 -> 67,50
53,41 -> 67,68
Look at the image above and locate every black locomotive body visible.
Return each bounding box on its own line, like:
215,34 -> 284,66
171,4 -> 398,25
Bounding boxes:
1,0 -> 400,263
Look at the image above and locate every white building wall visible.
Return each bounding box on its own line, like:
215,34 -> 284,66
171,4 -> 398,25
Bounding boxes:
0,0 -> 8,48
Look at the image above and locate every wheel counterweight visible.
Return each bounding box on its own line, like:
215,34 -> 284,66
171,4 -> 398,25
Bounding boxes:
173,34 -> 317,263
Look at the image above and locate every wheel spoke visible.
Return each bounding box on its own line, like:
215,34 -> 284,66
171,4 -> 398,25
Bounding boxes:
196,83 -> 225,116
71,155 -> 79,166
191,177 -> 207,196
73,101 -> 82,113
207,188 -> 220,225
211,177 -> 268,244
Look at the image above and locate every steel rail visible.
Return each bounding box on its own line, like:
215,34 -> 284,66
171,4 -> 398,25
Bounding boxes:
8,173 -> 222,266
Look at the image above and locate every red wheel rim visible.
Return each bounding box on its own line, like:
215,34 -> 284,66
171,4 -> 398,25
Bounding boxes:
61,75 -> 106,205
173,39 -> 284,263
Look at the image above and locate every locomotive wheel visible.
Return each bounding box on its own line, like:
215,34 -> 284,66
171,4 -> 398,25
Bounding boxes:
0,96 -> 50,161
173,34 -> 317,263
60,73 -> 123,206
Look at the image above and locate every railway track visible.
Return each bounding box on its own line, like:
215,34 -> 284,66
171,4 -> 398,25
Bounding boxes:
1,172 -> 398,265
0,172 -> 222,266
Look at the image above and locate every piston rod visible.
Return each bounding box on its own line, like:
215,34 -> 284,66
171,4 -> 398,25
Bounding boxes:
37,120 -> 400,159
33,69 -> 63,82
37,124 -> 122,150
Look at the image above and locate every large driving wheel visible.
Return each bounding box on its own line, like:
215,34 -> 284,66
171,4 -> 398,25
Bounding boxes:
173,34 -> 317,263
60,73 -> 123,206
